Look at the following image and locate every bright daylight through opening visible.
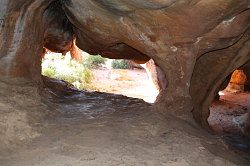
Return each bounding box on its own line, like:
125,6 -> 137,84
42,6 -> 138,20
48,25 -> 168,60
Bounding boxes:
42,48 -> 159,103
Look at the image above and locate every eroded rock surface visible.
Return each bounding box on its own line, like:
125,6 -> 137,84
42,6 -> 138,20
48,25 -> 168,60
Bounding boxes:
1,77 -> 250,165
142,59 -> 167,91
1,0 -> 249,123
0,78 -> 52,152
43,1 -> 74,54
0,0 -> 250,162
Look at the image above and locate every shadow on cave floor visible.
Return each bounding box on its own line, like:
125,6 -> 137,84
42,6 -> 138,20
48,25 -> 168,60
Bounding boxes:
209,91 -> 250,154
0,78 -> 250,165
221,92 -> 250,154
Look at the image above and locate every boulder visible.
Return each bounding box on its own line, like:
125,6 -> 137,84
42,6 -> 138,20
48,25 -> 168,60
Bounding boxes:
227,70 -> 247,92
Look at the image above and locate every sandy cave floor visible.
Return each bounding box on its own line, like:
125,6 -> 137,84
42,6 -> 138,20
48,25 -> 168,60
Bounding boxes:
0,74 -> 250,165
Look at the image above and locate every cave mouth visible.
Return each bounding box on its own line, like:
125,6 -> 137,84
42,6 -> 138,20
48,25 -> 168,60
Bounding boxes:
41,0 -> 164,104
1,0 -> 250,164
41,48 -> 160,103
208,68 -> 250,152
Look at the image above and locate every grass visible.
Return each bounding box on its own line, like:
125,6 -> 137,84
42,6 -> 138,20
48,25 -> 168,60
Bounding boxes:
42,53 -> 94,90
42,53 -> 133,92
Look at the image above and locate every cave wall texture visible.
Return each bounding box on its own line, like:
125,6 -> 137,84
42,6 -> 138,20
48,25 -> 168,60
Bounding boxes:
0,0 -> 250,132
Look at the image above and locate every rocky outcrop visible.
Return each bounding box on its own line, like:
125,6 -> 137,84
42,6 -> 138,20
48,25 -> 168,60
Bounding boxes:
225,61 -> 250,92
0,0 -> 250,134
69,39 -> 84,61
227,70 -> 248,92
142,59 -> 167,91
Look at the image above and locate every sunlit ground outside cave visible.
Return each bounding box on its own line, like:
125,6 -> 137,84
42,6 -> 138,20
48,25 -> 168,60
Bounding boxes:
42,51 -> 159,103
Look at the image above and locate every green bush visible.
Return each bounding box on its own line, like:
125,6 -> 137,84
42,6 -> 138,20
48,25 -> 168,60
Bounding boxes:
84,55 -> 106,68
111,60 -> 129,69
42,66 -> 56,77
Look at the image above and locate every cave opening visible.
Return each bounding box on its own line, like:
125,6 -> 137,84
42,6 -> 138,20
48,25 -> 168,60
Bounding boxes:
208,64 -> 250,152
41,0 -> 167,103
41,47 -> 160,103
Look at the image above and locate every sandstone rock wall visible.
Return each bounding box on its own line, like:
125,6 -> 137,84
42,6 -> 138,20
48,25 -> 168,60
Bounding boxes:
43,0 -> 74,54
142,59 -> 167,91
0,0 -> 54,80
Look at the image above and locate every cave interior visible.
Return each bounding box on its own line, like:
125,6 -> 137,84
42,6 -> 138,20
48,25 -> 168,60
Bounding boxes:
0,0 -> 250,165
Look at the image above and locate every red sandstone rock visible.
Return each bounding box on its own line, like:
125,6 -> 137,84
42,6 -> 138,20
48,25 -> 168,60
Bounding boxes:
0,0 -> 249,133
226,70 -> 247,92
230,70 -> 247,85
70,39 -> 83,62
143,59 -> 167,91
43,1 -> 74,54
